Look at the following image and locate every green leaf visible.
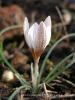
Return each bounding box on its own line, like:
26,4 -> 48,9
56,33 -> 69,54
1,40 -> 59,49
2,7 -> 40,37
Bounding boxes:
0,25 -> 22,36
39,33 -> 75,84
0,25 -> 30,86
8,85 -> 30,100
46,61 -> 74,84
44,52 -> 74,83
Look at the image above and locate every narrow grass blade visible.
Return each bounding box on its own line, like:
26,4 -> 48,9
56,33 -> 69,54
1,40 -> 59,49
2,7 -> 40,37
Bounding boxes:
46,61 -> 75,84
0,50 -> 30,86
0,25 -> 22,36
0,25 -> 30,86
44,52 -> 74,82
8,85 -> 30,100
39,33 -> 75,83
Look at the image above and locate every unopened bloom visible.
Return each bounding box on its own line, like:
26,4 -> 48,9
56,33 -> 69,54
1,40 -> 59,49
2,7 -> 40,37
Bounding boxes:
23,16 -> 51,60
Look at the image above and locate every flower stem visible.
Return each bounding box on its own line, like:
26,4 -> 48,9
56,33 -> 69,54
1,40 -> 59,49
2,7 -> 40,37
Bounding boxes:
32,57 -> 40,93
34,58 -> 39,77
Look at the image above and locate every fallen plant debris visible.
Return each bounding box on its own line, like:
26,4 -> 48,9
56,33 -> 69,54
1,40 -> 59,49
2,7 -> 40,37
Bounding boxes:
0,5 -> 25,40
0,0 -> 75,100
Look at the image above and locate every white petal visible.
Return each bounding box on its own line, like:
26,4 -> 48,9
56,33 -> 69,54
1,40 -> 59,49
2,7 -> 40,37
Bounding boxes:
26,22 -> 38,49
34,21 -> 47,51
23,17 -> 29,34
44,16 -> 51,46
44,16 -> 51,27
45,27 -> 51,46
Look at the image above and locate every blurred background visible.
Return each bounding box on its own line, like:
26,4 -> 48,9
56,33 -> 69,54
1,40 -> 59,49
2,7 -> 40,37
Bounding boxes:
0,0 -> 75,99
0,0 -> 75,38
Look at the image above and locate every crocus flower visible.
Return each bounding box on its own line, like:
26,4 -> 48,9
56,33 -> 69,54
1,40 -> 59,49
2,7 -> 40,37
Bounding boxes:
23,16 -> 51,61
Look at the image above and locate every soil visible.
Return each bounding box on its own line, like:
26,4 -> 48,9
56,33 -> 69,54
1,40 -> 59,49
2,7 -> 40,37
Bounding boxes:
0,0 -> 75,100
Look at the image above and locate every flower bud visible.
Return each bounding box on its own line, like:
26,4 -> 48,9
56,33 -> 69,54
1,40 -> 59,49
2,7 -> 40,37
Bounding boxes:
23,16 -> 51,60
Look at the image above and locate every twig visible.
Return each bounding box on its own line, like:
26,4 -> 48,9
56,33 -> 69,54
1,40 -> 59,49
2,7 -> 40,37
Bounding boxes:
50,94 -> 75,99
55,6 -> 69,42
17,91 -> 24,100
58,76 -> 75,87
43,83 -> 49,97
18,41 -> 25,50
55,6 -> 68,34
52,22 -> 67,29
